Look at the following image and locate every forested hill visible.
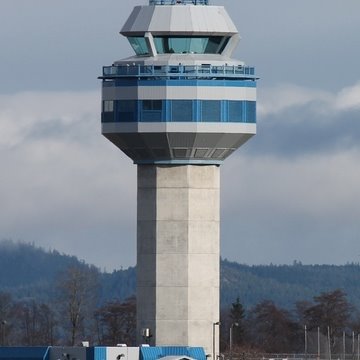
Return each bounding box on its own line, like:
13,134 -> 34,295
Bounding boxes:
1,240 -> 360,310
220,259 -> 360,310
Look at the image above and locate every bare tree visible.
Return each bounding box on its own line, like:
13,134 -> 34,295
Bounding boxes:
94,296 -> 136,346
10,299 -> 57,346
56,264 -> 100,345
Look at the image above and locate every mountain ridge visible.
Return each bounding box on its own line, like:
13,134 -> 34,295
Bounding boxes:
1,240 -> 360,311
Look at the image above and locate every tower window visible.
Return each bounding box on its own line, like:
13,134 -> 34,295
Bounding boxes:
117,100 -> 136,122
153,36 -> 229,54
102,100 -> 115,123
142,100 -> 162,111
141,100 -> 162,122
202,100 -> 221,122
128,37 -> 149,56
245,101 -> 256,123
103,100 -> 114,112
171,100 -> 193,121
228,101 -> 244,122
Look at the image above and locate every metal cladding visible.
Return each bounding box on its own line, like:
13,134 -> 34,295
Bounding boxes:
100,0 -> 257,165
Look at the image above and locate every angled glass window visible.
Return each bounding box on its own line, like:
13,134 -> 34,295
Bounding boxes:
128,37 -> 149,55
245,101 -> 256,123
154,36 -> 229,54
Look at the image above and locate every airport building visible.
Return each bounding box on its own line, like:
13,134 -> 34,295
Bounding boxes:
0,345 -> 206,360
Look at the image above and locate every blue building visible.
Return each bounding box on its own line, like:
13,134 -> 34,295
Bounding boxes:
0,346 -> 206,360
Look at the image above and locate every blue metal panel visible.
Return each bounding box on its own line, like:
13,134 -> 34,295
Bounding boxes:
86,347 -> 95,360
187,347 -> 206,360
0,347 -> 50,360
139,346 -> 207,360
140,346 -> 163,360
94,347 -> 107,360
163,346 -> 188,355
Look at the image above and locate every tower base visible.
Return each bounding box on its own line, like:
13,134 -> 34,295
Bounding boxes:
137,164 -> 220,355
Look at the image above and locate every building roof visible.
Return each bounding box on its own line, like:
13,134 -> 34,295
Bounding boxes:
0,347 -> 50,360
139,346 -> 206,360
121,5 -> 238,36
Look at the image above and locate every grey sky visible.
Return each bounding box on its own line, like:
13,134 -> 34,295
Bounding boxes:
1,0 -> 360,271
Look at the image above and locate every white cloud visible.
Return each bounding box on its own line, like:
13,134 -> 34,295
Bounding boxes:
257,84 -> 332,118
221,80 -> 360,265
221,147 -> 360,265
0,91 -> 136,270
258,81 -> 360,119
334,82 -> 360,111
0,91 -> 100,147
223,149 -> 360,221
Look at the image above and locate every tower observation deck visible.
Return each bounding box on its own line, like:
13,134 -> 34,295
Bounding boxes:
100,0 -> 256,354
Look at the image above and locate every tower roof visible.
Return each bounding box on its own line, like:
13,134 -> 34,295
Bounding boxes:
121,4 -> 237,36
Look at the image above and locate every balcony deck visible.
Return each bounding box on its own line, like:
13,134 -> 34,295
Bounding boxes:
100,64 -> 256,81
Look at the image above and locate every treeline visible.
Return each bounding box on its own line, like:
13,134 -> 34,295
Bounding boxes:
0,264 -> 136,346
220,289 -> 360,355
220,259 -> 360,310
3,241 -> 360,352
1,265 -> 360,356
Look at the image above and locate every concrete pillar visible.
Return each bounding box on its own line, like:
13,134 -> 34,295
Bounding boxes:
137,164 -> 220,355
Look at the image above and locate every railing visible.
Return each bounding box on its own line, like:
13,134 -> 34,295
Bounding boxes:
101,64 -> 256,80
149,0 -> 209,5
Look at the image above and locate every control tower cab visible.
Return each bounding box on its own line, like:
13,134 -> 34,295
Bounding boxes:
100,0 -> 257,165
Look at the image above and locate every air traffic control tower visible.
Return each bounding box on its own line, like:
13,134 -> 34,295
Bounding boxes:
100,0 -> 257,355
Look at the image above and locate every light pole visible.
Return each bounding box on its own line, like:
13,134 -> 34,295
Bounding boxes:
353,332 -> 355,360
213,322 -> 221,360
328,326 -> 332,360
230,322 -> 239,360
318,327 -> 321,360
305,325 -> 308,360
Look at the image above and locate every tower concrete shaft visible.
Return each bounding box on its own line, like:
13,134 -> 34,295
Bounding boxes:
137,164 -> 219,354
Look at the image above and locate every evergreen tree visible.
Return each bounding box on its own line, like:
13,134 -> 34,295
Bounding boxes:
229,297 -> 245,346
